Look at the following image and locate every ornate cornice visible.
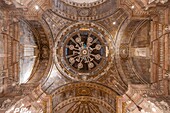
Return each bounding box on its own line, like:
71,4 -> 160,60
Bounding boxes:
60,0 -> 106,7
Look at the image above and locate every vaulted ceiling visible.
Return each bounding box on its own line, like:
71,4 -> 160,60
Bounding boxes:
0,0 -> 170,113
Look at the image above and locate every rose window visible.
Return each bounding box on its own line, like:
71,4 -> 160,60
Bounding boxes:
64,31 -> 104,72
55,23 -> 112,80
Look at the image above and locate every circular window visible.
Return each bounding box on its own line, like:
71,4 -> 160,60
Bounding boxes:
55,22 -> 113,81
64,30 -> 104,72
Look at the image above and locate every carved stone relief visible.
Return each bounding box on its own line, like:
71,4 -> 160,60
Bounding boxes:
52,82 -> 118,113
0,99 -> 12,110
115,19 -> 151,84
52,0 -> 117,21
78,8 -> 91,17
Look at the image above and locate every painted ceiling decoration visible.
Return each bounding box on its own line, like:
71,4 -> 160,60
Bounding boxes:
0,0 -> 170,113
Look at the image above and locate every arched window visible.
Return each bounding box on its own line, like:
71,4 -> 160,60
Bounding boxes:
19,22 -> 37,83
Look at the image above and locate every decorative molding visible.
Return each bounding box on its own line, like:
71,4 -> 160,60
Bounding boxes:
52,0 -> 117,21
60,0 -> 106,7
52,82 -> 118,113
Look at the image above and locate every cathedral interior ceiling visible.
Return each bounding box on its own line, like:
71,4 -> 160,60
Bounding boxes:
0,0 -> 170,112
